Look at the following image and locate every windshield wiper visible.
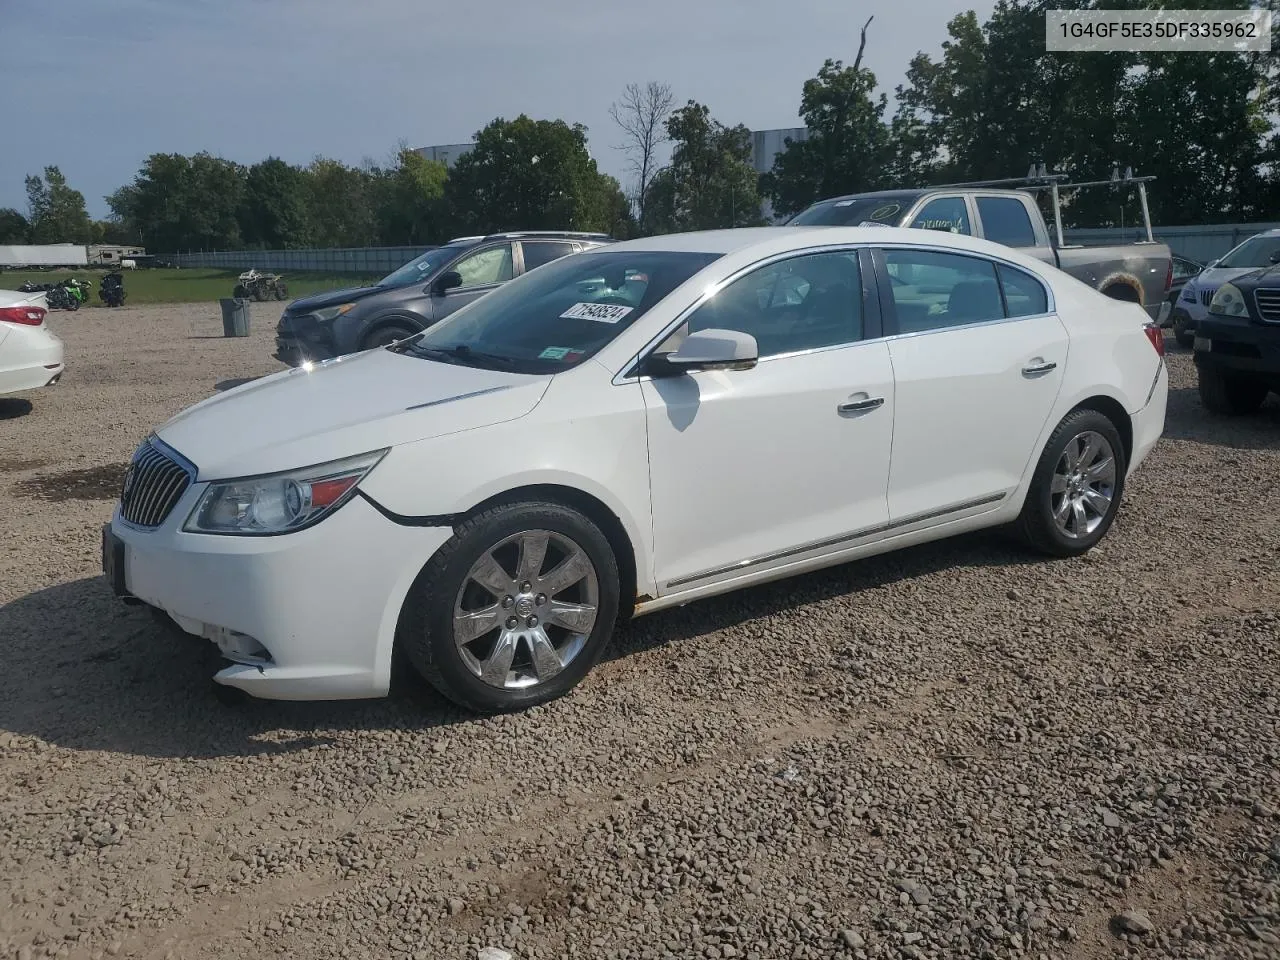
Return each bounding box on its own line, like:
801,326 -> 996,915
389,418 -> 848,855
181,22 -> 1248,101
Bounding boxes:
409,343 -> 517,369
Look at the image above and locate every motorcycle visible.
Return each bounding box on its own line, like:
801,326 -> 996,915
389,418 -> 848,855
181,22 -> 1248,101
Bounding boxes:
45,284 -> 78,311
63,277 -> 91,306
99,272 -> 126,307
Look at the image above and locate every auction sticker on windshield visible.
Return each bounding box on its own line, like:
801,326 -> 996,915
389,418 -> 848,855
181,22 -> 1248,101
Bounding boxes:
561,302 -> 633,323
539,346 -> 571,360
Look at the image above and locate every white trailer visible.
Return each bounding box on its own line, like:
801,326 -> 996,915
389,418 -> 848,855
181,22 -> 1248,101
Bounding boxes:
0,244 -> 89,268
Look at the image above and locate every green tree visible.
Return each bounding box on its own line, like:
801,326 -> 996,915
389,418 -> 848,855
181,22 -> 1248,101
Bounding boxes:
762,18 -> 891,217
890,0 -> 1271,225
303,158 -> 379,248
0,209 -> 30,243
445,115 -> 629,233
240,157 -> 312,248
643,102 -> 762,233
110,153 -> 246,251
24,166 -> 93,244
373,147 -> 449,245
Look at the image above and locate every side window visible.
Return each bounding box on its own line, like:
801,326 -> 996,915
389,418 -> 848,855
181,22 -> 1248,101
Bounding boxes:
884,249 -> 1002,334
522,241 -> 577,271
452,244 -> 514,288
910,197 -> 971,235
976,197 -> 1037,248
678,251 -> 863,358
997,264 -> 1049,317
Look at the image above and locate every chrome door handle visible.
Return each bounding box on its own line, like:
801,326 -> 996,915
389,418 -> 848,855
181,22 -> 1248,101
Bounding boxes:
837,396 -> 885,414
1021,361 -> 1057,376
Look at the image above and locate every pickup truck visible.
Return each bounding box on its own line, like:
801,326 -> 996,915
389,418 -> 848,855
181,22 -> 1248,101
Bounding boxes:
788,176 -> 1172,321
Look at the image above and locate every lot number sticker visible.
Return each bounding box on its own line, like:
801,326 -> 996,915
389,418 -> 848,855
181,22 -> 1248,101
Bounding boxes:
561,302 -> 633,323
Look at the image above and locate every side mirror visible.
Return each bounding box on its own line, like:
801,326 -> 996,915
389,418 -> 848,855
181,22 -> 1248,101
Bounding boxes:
433,270 -> 463,295
661,328 -> 759,374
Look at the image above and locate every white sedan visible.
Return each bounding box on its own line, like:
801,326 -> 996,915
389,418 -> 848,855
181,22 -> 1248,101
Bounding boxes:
104,227 -> 1168,712
0,288 -> 65,397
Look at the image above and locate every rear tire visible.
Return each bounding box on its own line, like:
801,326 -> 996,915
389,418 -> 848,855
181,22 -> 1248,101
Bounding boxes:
252,285 -> 266,302
274,282 -> 288,300
1014,408 -> 1127,558
398,502 -> 620,714
1198,366 -> 1268,415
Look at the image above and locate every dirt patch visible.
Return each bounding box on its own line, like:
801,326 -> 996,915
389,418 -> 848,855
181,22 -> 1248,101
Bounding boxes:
12,462 -> 128,501
0,457 -> 50,473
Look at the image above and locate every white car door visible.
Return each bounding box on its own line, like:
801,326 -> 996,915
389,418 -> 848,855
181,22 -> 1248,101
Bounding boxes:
640,249 -> 895,593
876,246 -> 1068,523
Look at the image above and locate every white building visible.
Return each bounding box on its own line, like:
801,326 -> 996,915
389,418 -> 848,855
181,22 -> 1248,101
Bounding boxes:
750,127 -> 810,221
413,143 -> 474,168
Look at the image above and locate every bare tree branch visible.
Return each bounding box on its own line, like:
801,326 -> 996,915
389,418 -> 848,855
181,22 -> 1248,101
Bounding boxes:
609,81 -> 675,225
853,15 -> 874,72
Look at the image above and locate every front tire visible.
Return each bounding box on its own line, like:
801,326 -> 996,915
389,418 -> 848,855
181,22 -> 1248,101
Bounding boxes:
1014,408 -> 1127,557
363,323 -> 417,349
1198,366 -> 1268,415
399,502 -> 621,713
233,284 -> 248,298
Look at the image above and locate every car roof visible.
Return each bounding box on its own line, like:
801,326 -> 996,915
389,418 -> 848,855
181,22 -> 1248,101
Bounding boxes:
593,225 -> 1018,256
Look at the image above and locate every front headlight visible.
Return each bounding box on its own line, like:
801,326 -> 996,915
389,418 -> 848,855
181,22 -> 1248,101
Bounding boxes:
1180,284 -> 1196,302
313,303 -> 357,322
1209,283 -> 1249,317
184,450 -> 387,536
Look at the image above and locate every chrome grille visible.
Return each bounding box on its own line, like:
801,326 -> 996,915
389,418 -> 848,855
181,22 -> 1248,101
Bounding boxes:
1199,288 -> 1215,306
1254,288 -> 1280,322
120,439 -> 193,528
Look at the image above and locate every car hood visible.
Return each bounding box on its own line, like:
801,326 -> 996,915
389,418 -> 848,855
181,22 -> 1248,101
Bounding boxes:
1192,266 -> 1259,290
155,349 -> 551,480
286,285 -> 387,313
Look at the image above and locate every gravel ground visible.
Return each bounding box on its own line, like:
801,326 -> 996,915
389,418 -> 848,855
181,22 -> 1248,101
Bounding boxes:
1,302 -> 1277,960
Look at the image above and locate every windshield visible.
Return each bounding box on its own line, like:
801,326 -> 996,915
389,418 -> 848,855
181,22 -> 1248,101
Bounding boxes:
395,249 -> 722,374
1215,235 -> 1280,269
787,196 -> 913,227
378,244 -> 472,287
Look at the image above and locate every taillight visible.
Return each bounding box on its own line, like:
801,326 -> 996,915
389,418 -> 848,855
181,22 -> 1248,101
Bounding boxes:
1164,260 -> 1173,292
0,305 -> 46,326
1143,322 -> 1166,357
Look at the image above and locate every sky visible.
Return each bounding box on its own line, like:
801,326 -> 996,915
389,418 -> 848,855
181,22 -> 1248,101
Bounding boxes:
0,0 -> 995,221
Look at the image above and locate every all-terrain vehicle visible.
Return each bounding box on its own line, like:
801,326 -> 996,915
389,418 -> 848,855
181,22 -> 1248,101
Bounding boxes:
233,269 -> 289,301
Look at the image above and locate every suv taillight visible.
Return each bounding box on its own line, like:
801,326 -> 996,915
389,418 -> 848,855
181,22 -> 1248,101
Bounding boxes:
1143,322 -> 1166,357
1164,259 -> 1173,292
0,305 -> 46,326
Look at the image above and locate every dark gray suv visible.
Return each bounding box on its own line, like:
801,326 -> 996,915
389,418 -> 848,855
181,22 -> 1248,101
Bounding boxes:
273,231 -> 613,366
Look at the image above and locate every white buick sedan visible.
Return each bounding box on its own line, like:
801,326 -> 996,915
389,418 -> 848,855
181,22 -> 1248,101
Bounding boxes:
104,227 -> 1168,712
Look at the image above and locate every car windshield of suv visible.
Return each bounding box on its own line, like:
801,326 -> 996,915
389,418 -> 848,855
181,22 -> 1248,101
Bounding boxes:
786,196 -> 913,227
393,250 -> 722,374
1215,236 -> 1280,269
378,244 -> 472,288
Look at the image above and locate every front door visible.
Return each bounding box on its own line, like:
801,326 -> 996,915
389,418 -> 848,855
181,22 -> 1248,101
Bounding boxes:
433,242 -> 514,322
640,249 -> 895,593
876,245 -> 1068,524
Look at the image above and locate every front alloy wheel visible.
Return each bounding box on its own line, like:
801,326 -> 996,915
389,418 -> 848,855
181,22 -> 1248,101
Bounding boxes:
400,502 -> 620,713
454,530 -> 599,689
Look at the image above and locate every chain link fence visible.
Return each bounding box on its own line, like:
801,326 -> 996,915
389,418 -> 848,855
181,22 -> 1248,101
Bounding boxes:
165,246 -> 432,275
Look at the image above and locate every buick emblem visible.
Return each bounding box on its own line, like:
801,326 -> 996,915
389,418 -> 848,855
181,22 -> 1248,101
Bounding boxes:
121,466 -> 136,504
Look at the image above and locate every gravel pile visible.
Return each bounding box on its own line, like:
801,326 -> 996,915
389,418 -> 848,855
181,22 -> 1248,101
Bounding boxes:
0,305 -> 1276,960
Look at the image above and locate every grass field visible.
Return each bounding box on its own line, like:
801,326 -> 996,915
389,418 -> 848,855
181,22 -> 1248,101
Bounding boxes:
0,268 -> 381,306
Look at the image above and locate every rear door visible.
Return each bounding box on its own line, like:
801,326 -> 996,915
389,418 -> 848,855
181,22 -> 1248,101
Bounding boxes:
972,193 -> 1056,267
874,245 -> 1068,525
517,240 -> 578,275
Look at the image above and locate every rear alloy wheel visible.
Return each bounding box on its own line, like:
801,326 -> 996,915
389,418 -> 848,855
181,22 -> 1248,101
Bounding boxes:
1015,409 -> 1126,557
400,503 -> 620,713
1198,366 -> 1268,416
